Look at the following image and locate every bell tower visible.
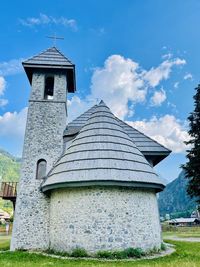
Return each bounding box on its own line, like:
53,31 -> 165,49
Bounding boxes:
11,47 -> 76,250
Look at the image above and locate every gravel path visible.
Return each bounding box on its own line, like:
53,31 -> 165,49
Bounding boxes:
165,236 -> 200,242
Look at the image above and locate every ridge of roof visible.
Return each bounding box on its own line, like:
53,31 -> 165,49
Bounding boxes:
42,102 -> 165,192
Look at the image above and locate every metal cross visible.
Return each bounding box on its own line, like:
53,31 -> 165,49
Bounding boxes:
47,33 -> 64,46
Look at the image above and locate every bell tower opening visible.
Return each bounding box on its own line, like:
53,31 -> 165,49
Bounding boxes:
44,76 -> 54,99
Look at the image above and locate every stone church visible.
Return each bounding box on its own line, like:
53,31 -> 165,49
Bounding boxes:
11,47 -> 170,253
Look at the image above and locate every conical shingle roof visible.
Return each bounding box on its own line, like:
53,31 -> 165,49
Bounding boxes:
42,101 -> 165,192
63,104 -> 97,136
63,103 -> 171,164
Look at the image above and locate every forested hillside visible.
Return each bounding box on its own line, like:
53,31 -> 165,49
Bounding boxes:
0,149 -> 20,182
158,170 -> 197,218
0,149 -> 20,213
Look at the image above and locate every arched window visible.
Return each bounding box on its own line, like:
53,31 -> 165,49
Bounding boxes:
44,76 -> 54,99
36,159 -> 47,179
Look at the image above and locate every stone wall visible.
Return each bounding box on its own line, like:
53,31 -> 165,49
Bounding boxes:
49,187 -> 162,253
11,71 -> 67,250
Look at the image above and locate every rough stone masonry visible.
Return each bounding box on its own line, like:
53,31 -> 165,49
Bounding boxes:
11,46 -> 170,252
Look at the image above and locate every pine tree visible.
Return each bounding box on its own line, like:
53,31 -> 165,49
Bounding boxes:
182,84 -> 200,204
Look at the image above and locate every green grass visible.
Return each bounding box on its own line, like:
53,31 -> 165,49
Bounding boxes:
0,235 -> 200,266
162,226 -> 200,239
0,235 -> 10,251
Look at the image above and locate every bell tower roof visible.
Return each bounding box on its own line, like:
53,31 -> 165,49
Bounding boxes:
23,47 -> 74,66
22,47 -> 76,92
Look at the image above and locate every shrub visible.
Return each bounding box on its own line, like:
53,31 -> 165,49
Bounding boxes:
96,250 -> 128,259
124,247 -> 145,258
148,246 -> 161,255
96,247 -> 145,259
112,250 -> 128,259
96,250 -> 114,259
161,242 -> 167,251
71,247 -> 88,258
45,249 -> 70,257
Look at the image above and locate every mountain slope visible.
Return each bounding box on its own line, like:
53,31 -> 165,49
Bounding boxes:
0,149 -> 20,212
158,170 -> 196,216
0,149 -> 20,182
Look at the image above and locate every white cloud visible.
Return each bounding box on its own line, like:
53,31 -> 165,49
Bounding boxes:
19,13 -> 77,31
162,53 -> 173,60
150,88 -> 166,106
167,102 -> 177,111
90,55 -> 146,118
0,53 -> 187,155
0,107 -> 27,138
87,55 -> 186,118
184,73 -> 193,80
67,96 -> 96,122
0,59 -> 23,76
66,54 -> 186,120
0,76 -> 6,95
0,76 -> 8,108
144,58 -> 186,87
0,107 -> 27,156
127,115 -> 190,153
0,99 -> 8,107
174,82 -> 179,88
0,58 -> 24,109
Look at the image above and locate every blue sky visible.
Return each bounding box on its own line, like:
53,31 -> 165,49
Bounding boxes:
0,0 -> 199,182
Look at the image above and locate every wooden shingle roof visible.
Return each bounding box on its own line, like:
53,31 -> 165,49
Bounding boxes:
23,47 -> 74,67
63,103 -> 171,165
42,101 -> 166,193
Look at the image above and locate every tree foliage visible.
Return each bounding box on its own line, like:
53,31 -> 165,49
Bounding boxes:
0,152 -> 20,182
182,84 -> 200,204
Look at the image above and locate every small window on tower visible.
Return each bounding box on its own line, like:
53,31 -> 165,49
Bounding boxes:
36,159 -> 47,179
44,76 -> 54,100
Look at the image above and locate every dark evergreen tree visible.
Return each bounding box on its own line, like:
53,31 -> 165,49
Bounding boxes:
182,84 -> 200,204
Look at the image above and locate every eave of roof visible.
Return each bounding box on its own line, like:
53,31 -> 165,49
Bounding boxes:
41,180 -> 165,193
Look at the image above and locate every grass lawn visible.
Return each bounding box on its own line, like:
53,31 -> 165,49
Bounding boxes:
162,226 -> 200,239
0,235 -> 200,267
0,234 -> 10,251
